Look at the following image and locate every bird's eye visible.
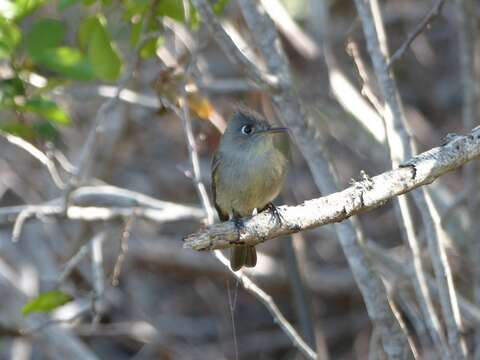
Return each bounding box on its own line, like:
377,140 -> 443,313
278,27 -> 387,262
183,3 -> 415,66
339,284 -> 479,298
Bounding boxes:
241,124 -> 253,135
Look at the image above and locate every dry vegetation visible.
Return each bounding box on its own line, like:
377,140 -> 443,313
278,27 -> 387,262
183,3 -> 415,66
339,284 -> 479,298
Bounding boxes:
0,0 -> 479,359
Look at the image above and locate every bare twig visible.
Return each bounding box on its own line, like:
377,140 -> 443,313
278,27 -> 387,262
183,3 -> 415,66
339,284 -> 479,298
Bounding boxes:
184,127 -> 480,250
367,241 -> 480,328
1,203 -> 202,225
346,39 -> 384,116
0,185 -> 205,226
11,207 -> 34,242
388,0 -> 447,68
0,130 -> 66,189
282,234 -> 317,349
455,0 -> 479,352
259,0 -> 320,59
214,251 -> 317,359
178,96 -> 215,224
354,0 -> 467,357
58,240 -> 92,285
226,280 -> 239,360
21,307 -> 90,335
192,0 -> 279,89
311,0 -> 386,144
91,231 -> 106,323
111,216 -> 134,286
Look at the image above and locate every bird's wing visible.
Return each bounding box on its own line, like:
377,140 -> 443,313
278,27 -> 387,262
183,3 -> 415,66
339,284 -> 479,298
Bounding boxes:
211,152 -> 228,221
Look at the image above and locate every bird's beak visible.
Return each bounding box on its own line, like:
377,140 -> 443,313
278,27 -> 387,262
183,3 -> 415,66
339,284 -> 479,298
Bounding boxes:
257,127 -> 289,135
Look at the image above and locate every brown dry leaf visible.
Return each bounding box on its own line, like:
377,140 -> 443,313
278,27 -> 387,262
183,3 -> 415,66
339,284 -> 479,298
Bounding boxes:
188,93 -> 214,119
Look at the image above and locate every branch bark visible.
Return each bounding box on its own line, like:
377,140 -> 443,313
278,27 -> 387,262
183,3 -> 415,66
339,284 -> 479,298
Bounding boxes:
354,0 -> 467,357
184,126 -> 480,250
387,0 -> 447,68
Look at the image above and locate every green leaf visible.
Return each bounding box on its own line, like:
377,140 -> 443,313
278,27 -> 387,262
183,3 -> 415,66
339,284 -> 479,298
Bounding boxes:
24,97 -> 71,124
0,122 -> 36,140
123,0 -> 149,19
130,18 -> 143,46
33,120 -> 59,140
83,0 -> 96,5
22,290 -> 72,316
0,18 -> 21,59
25,19 -> 66,58
24,19 -> 93,80
36,47 -> 94,80
0,77 -> 25,106
79,15 -> 122,81
213,0 -> 229,15
58,0 -> 80,10
157,0 -> 184,21
0,0 -> 47,20
139,36 -> 164,59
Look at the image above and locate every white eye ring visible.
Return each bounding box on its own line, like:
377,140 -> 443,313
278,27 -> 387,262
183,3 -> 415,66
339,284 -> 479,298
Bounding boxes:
241,124 -> 252,135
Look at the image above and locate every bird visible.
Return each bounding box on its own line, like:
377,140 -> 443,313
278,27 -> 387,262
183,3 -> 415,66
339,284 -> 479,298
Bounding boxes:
211,110 -> 289,271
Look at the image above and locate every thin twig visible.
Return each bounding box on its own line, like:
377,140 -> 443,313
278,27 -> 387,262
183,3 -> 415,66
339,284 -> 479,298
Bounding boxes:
214,251 -> 317,359
21,307 -> 90,335
58,241 -> 92,285
259,0 -> 320,59
226,280 -> 239,360
11,207 -> 34,242
91,231 -> 106,324
312,0 -> 386,144
346,39 -> 384,116
388,0 -> 447,68
355,0 -> 467,357
367,241 -> 480,328
111,216 -> 134,286
191,0 -> 279,89
455,0 -> 479,352
0,130 -> 66,189
0,184 -> 205,227
283,234 -> 317,349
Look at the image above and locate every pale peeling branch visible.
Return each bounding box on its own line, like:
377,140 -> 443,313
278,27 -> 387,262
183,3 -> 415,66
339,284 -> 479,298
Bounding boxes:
191,0 -> 279,89
184,126 -> 480,250
0,185 -> 204,227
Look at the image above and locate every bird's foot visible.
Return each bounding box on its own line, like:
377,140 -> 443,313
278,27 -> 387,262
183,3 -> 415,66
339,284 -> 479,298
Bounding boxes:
232,217 -> 244,242
266,202 -> 284,226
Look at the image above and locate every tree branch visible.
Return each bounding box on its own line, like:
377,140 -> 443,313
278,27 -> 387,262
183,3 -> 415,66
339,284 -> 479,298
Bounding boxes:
191,0 -> 279,89
355,0 -> 467,357
388,0 -> 447,68
0,185 -> 204,228
184,126 -> 480,250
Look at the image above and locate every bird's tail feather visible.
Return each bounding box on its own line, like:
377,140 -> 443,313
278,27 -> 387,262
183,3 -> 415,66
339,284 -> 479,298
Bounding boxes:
230,246 -> 257,271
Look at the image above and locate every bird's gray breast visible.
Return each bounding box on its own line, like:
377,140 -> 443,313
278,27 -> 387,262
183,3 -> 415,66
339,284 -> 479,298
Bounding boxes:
214,148 -> 287,217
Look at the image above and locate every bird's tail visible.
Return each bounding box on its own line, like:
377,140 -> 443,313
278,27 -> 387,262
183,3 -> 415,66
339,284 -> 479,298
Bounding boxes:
230,245 -> 257,271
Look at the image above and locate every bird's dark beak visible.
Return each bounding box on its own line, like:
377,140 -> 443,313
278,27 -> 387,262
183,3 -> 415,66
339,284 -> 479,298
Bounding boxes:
257,127 -> 289,135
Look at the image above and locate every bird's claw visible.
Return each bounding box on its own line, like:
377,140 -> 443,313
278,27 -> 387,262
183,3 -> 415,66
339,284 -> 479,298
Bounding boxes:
232,217 -> 244,241
266,202 -> 284,225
